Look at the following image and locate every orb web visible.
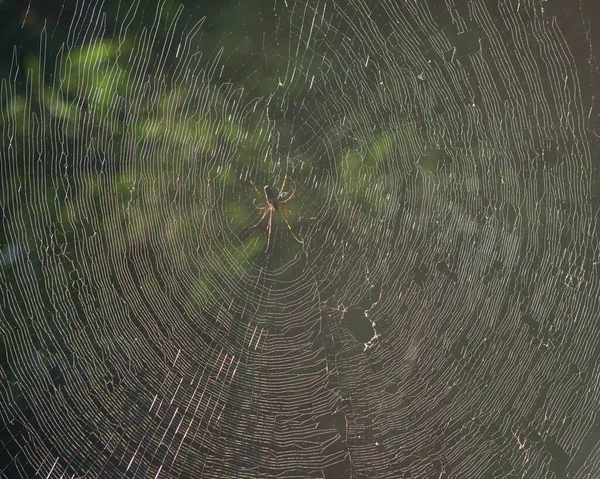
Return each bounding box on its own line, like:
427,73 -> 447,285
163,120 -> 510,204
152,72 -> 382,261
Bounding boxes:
1,0 -> 599,478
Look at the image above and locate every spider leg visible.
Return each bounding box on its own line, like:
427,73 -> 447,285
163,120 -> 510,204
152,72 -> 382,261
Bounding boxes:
278,190 -> 295,204
277,174 -> 289,201
250,208 -> 271,230
266,209 -> 273,249
249,178 -> 264,199
254,202 -> 269,211
278,208 -> 304,244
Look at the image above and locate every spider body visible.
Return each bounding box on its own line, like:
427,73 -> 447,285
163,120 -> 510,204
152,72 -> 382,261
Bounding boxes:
248,174 -> 302,249
264,186 -> 279,209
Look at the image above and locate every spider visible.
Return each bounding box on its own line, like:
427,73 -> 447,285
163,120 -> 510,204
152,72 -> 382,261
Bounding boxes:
248,174 -> 303,249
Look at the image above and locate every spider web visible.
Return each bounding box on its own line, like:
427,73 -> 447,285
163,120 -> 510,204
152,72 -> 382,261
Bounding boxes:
1,0 -> 599,477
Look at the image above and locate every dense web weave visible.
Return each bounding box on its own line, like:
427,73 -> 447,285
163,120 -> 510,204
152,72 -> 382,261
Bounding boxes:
1,0 -> 599,477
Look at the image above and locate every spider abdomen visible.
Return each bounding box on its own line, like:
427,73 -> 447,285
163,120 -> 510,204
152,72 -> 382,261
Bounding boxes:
264,186 -> 279,209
